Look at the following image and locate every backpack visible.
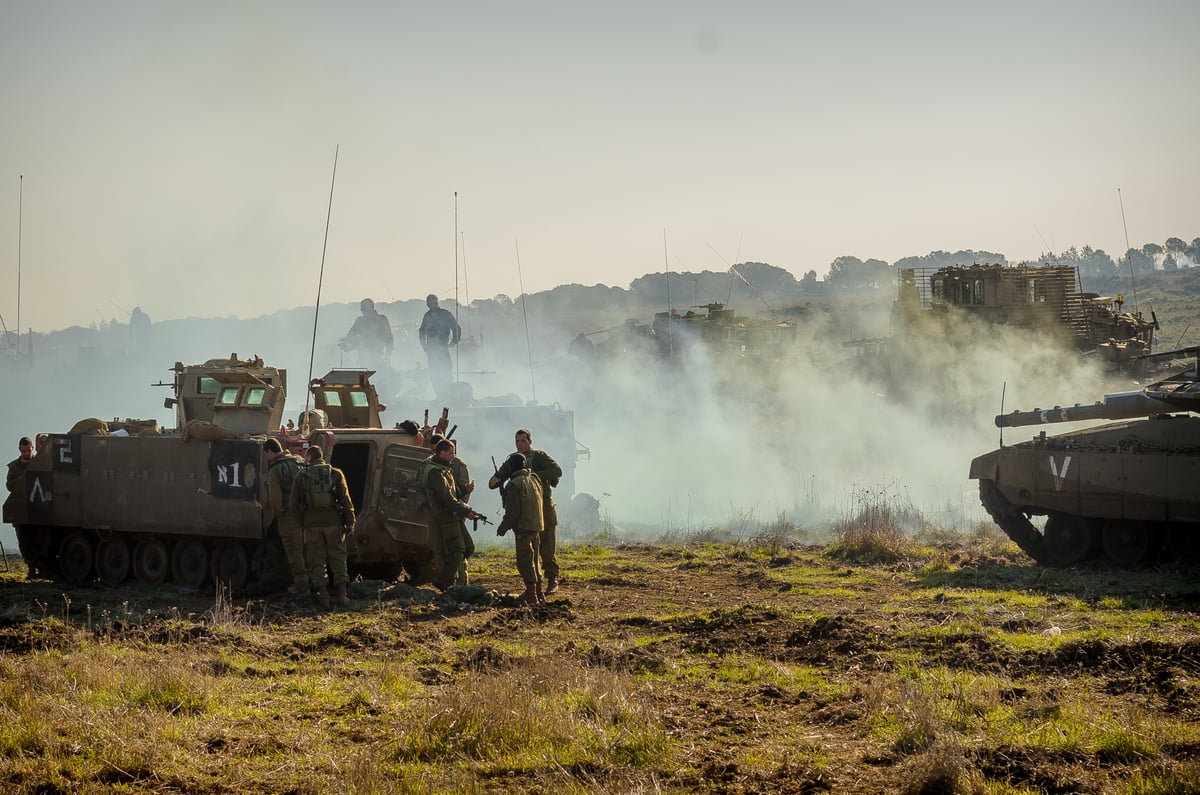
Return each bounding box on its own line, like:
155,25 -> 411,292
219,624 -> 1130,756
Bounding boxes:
297,463 -> 336,511
271,455 -> 301,503
415,459 -> 437,508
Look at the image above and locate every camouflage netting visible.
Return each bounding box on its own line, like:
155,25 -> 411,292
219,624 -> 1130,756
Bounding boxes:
181,419 -> 235,443
69,418 -> 108,436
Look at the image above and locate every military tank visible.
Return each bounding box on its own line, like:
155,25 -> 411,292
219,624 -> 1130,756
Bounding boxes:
969,346 -> 1200,567
2,354 -> 449,590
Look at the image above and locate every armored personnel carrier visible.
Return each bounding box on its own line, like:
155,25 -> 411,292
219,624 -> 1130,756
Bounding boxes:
893,263 -> 1158,367
2,355 -> 446,590
969,347 -> 1200,567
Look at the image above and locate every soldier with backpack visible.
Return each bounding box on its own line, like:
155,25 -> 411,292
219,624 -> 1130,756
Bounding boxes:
494,452 -> 546,605
264,438 -> 307,596
289,445 -> 356,607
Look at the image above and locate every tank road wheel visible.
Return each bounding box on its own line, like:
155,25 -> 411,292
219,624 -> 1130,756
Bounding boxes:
59,533 -> 94,585
171,539 -> 210,589
211,542 -> 249,592
1166,523 -> 1200,564
1102,520 -> 1160,566
95,538 -> 131,586
1043,514 -> 1099,567
133,538 -> 170,585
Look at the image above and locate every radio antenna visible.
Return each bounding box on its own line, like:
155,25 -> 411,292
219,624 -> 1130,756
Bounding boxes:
454,191 -> 460,384
303,146 -> 339,435
999,381 -> 1006,447
1118,187 -> 1139,312
17,175 -> 22,355
514,238 -> 536,403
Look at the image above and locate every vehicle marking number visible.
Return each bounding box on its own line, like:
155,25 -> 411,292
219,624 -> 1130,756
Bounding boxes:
1049,455 -> 1072,491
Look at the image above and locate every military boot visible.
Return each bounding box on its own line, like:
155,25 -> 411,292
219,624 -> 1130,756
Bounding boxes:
334,582 -> 349,605
516,582 -> 538,605
316,585 -> 330,608
534,580 -> 547,605
544,577 -> 559,595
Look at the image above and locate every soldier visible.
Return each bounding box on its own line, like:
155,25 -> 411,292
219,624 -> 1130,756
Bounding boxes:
494,452 -> 546,605
418,294 -> 460,396
340,297 -> 394,364
5,436 -> 43,579
263,438 -> 307,596
444,436 -> 477,585
488,428 -> 564,594
423,439 -> 482,590
289,445 -> 355,607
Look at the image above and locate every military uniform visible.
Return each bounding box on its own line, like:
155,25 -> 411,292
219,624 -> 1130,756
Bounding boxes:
449,454 -> 475,585
418,305 -> 460,395
6,453 -> 47,578
496,468 -> 545,590
423,456 -> 473,589
289,458 -> 355,601
266,451 -> 306,593
495,447 -> 563,585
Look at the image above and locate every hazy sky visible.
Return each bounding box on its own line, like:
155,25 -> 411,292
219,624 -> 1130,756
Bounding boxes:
2,1 -> 1198,332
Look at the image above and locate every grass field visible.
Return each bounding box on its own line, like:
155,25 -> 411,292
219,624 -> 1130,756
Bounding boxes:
1,527 -> 1198,794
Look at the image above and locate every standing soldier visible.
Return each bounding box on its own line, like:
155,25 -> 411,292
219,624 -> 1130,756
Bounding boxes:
263,438 -> 307,596
424,439 -> 482,590
418,294 -> 461,396
489,428 -> 564,594
446,437 -> 476,586
494,452 -> 546,605
6,436 -> 43,579
289,445 -> 355,607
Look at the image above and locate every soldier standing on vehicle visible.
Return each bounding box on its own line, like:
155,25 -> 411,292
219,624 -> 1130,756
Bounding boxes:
264,438 -> 307,596
489,428 -> 564,594
339,297 -> 394,365
6,436 -> 43,579
289,445 -> 355,607
494,452 -> 546,605
418,294 -> 460,396
423,439 -> 482,590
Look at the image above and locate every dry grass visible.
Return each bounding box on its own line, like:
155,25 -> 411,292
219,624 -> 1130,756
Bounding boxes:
0,535 -> 1197,793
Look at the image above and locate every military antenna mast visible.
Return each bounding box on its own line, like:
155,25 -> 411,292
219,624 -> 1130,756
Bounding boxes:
303,145 -> 339,435
454,191 -> 460,384
16,175 -> 21,355
1117,187 -> 1139,313
663,229 -> 673,357
514,238 -> 536,403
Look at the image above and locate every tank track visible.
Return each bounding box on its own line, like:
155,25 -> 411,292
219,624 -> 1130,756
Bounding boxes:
978,479 -> 1052,566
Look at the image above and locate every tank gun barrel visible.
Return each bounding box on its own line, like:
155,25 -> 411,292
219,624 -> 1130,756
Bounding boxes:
995,391 -> 1179,428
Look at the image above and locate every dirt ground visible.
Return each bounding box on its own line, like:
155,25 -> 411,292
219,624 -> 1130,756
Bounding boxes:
1,541 -> 1199,793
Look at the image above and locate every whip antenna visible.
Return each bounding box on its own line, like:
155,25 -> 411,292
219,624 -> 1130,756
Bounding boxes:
17,175 -> 22,355
999,381 -> 1006,447
663,229 -> 673,357
454,191 -> 459,383
1118,187 -> 1139,312
303,145 -> 339,435
514,238 -> 536,403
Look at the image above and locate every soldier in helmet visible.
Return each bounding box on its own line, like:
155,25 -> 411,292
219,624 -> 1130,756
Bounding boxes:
495,452 -> 546,605
489,428 -> 564,594
418,294 -> 461,396
263,438 -> 307,596
289,445 -> 355,607
340,297 -> 394,364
